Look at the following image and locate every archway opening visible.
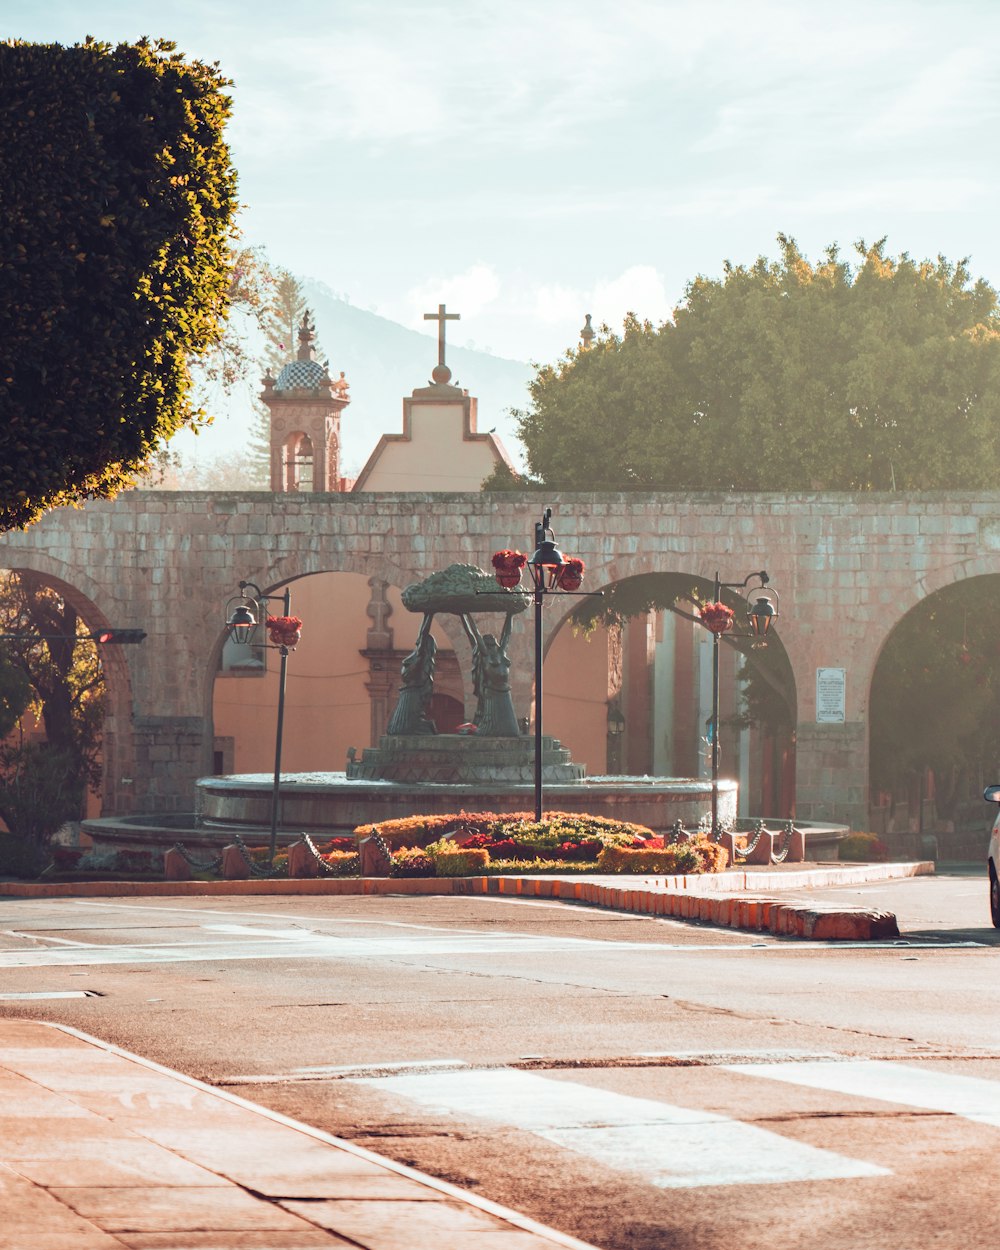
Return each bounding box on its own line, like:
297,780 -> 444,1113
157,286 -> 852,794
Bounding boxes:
869,574 -> 1000,844
212,570 -> 468,775
542,571 -> 797,818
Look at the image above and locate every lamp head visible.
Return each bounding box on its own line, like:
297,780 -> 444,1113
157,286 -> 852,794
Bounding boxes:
227,603 -> 257,646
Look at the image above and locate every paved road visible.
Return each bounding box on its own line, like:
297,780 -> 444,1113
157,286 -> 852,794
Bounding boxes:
1,872 -> 998,1249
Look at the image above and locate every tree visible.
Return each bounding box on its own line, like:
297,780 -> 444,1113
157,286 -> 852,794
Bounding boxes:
0,38 -> 239,530
0,573 -> 105,871
516,237 -> 1000,491
0,573 -> 105,791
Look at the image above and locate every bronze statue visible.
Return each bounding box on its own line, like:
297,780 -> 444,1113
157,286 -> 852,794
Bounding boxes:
386,614 -> 437,735
461,612 -> 520,737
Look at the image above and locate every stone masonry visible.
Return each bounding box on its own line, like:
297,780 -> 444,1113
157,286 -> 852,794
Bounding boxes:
1,488 -> 996,828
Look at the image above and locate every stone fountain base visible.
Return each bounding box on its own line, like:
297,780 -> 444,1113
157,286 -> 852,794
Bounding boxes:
80,772 -> 740,857
346,732 -> 585,785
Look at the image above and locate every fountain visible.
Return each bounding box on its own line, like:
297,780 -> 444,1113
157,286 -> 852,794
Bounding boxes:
84,564 -> 742,858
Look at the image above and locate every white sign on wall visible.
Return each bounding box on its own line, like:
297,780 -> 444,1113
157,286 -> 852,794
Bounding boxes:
816,668 -> 846,723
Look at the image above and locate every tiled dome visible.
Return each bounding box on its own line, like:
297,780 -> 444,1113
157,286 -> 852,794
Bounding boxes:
274,359 -> 327,391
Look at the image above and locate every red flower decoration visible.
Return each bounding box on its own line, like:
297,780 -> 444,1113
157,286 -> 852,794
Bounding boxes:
557,557 -> 585,591
266,614 -> 303,647
699,601 -> 735,635
492,549 -> 527,588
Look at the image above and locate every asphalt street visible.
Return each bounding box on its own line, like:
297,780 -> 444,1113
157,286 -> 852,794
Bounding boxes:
0,869 -> 997,1250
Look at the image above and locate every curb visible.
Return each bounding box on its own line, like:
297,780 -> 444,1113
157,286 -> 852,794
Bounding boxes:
0,861 -> 927,940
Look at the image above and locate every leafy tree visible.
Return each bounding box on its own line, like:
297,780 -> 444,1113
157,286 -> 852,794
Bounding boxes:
516,236 -> 1000,491
0,37 -> 239,530
0,573 -> 105,791
0,744 -> 85,875
0,573 -> 105,872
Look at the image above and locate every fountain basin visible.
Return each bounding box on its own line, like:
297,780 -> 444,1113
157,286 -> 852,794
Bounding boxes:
193,771 -> 737,838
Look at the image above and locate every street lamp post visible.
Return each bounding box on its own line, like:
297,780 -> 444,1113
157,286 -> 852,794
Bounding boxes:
700,570 -> 779,837
225,581 -> 300,864
493,508 -> 593,823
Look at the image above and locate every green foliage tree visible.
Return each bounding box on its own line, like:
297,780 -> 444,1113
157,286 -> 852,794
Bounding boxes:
516,236 -> 1000,491
0,37 -> 239,530
0,573 -> 105,873
0,573 -> 105,791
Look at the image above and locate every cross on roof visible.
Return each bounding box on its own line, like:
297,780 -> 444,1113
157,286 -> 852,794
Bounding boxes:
423,303 -> 460,383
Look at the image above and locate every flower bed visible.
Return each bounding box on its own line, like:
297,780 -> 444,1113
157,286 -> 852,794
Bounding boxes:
354,811 -> 728,876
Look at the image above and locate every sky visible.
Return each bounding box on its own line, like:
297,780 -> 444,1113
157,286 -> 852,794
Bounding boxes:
6,0 -> 1000,366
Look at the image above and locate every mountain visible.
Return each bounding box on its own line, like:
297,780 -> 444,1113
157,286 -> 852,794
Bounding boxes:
173,279 -> 534,477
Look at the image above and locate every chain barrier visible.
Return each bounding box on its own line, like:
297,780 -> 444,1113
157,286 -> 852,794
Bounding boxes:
233,833 -> 283,878
301,832 -> 350,876
730,819 -> 767,862
169,842 -> 223,875
770,820 -> 795,864
371,828 -> 395,870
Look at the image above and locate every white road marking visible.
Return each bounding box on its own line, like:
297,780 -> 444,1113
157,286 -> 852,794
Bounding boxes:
352,1068 -> 890,1189
202,924 -> 320,939
0,929 -> 93,946
0,990 -> 94,1000
727,1059 -> 1000,1128
0,924 -> 984,970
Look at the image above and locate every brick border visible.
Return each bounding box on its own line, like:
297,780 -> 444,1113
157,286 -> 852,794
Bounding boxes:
0,864 -> 922,940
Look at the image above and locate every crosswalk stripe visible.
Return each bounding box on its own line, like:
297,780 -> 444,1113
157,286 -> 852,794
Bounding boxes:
726,1059 -> 1000,1128
352,1068 -> 890,1189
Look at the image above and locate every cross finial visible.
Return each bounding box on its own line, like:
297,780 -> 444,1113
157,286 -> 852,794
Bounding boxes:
423,302 -> 460,384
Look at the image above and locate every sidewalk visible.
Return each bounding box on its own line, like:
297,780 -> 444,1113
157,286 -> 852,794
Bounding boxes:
0,861 -> 932,941
0,1018 -> 600,1250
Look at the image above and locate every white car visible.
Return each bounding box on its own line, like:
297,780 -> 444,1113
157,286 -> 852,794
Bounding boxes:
984,785 -> 1000,927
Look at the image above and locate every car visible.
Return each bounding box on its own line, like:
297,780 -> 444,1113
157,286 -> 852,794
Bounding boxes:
983,785 -> 1000,927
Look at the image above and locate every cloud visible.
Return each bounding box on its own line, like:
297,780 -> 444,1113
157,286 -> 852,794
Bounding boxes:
533,265 -> 672,332
401,265 -> 503,335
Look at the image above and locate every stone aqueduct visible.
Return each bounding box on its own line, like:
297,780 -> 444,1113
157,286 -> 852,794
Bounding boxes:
1,487 -> 997,831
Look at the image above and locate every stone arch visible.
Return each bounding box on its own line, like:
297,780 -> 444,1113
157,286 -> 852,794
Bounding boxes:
865,567 -> 1000,839
537,567 -> 796,816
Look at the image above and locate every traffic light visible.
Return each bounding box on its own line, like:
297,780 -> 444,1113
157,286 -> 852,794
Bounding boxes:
90,629 -> 147,645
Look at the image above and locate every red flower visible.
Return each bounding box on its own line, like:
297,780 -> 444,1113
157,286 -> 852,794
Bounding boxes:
557,557 -> 585,591
266,614 -> 302,646
699,601 -> 734,634
492,549 -> 527,588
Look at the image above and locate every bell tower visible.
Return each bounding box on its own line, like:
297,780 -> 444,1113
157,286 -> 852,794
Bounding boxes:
260,313 -> 351,491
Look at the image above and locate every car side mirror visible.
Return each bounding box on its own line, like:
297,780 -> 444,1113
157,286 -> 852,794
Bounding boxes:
984,785 -> 1000,804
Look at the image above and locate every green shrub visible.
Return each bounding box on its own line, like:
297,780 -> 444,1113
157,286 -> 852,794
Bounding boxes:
838,833 -> 890,862
321,850 -> 360,876
391,846 -> 436,877
425,841 -> 490,876
596,838 -> 727,875
484,858 -> 600,874
354,811 -> 654,853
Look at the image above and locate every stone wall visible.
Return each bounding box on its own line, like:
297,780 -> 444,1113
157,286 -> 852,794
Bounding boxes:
2,488 -> 998,828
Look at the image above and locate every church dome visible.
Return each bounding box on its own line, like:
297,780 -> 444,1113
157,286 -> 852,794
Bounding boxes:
274,358 -> 327,391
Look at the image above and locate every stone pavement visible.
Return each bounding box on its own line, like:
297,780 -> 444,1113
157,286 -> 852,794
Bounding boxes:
0,1018 -> 600,1250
